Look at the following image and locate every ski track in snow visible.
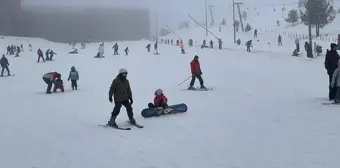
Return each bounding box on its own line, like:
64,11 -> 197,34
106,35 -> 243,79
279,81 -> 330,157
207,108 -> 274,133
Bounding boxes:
2,4 -> 340,168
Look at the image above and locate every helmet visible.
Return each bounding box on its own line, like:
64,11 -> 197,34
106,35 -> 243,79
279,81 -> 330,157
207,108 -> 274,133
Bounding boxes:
155,89 -> 163,96
119,68 -> 128,74
71,66 -> 75,70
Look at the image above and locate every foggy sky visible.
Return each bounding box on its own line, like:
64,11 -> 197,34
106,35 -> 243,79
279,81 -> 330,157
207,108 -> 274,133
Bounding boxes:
22,0 -> 293,35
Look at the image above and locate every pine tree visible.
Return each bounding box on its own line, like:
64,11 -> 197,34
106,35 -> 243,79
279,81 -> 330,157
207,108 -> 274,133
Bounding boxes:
245,23 -> 252,32
285,9 -> 299,25
300,0 -> 336,28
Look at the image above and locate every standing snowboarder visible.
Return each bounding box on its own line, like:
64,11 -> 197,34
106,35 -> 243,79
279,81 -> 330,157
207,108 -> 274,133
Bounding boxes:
37,49 -> 45,63
254,29 -> 257,38
188,55 -> 206,90
124,47 -> 129,55
68,66 -> 79,90
246,40 -> 252,52
0,54 -> 11,76
325,43 -> 340,100
113,43 -> 119,55
107,68 -> 136,127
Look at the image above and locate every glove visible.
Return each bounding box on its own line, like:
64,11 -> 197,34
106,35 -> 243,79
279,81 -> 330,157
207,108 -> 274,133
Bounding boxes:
129,97 -> 133,105
109,96 -> 113,103
200,71 -> 203,75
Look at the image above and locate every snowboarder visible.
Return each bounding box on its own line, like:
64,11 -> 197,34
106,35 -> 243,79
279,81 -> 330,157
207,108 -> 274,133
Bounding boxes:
188,55 -> 206,90
67,66 -> 79,90
53,75 -> 64,93
148,89 -> 168,108
69,49 -> 78,54
98,45 -> 104,57
154,42 -> 159,54
37,49 -> 45,63
331,59 -> 340,103
325,43 -> 340,100
124,47 -> 129,55
42,72 -> 60,94
0,54 -> 10,76
107,68 -> 136,127
146,44 -> 151,52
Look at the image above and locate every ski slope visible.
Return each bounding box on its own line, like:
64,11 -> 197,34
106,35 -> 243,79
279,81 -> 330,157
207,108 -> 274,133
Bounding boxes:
1,34 -> 340,168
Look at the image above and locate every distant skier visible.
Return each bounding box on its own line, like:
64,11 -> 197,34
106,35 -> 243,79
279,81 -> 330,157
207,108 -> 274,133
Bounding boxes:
107,68 -> 136,127
246,40 -> 252,52
154,42 -> 159,54
218,39 -> 223,50
42,72 -> 60,94
69,49 -> 78,54
113,43 -> 119,55
237,38 -> 241,45
124,47 -> 129,55
325,43 -> 340,100
49,50 -> 56,60
67,66 -> 79,90
98,45 -> 104,57
188,55 -> 206,90
176,39 -> 180,46
148,89 -> 168,108
278,35 -> 282,46
331,60 -> 340,103
146,44 -> 151,52
210,40 -> 213,48
0,54 -> 11,76
45,49 -> 50,60
254,29 -> 257,38
28,44 -> 32,51
37,49 -> 45,63
295,38 -> 300,52
53,75 -> 64,93
180,42 -> 185,54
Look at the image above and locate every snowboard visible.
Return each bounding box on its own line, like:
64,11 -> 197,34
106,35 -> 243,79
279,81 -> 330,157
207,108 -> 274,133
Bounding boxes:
141,103 -> 188,118
322,102 -> 340,105
94,56 -> 105,58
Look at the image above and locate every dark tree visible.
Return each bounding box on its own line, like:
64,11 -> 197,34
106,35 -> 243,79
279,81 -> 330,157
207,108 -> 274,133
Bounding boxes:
285,9 -> 299,25
245,23 -> 252,32
300,0 -> 336,28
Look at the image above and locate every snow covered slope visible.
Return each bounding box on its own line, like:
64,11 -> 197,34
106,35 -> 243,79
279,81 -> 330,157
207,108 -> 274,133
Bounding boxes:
1,35 -> 340,168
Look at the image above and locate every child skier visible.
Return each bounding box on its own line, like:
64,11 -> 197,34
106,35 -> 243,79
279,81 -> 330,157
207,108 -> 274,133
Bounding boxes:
148,89 -> 168,108
67,66 -> 79,90
331,59 -> 340,103
53,74 -> 64,93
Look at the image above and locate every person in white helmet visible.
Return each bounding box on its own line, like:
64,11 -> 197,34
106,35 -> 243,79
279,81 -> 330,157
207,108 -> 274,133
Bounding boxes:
107,68 -> 136,127
148,89 -> 168,108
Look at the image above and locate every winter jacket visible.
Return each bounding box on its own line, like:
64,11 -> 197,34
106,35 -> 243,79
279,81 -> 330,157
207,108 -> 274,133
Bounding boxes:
180,43 -> 184,49
325,50 -> 340,74
109,75 -> 132,102
68,70 -> 79,81
55,78 -> 63,86
331,60 -> 340,87
154,94 -> 168,107
37,49 -> 43,56
43,72 -> 58,80
190,60 -> 201,74
98,46 -> 104,53
0,57 -> 9,67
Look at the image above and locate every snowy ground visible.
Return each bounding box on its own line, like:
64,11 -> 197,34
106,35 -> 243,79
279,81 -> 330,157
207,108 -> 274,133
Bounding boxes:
1,36 -> 340,168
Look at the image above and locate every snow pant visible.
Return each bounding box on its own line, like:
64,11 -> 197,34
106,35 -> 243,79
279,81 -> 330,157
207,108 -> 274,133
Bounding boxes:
328,73 -> 337,100
1,66 -> 10,76
181,49 -> 185,54
114,50 -> 118,55
71,80 -> 77,90
210,44 -> 213,48
53,84 -> 64,92
45,54 -> 49,60
190,75 -> 204,87
111,100 -> 134,121
219,44 -> 222,50
38,55 -> 45,62
125,51 -> 128,55
296,43 -> 300,52
43,77 -> 52,93
247,47 -> 251,52
148,103 -> 168,108
147,48 -> 150,52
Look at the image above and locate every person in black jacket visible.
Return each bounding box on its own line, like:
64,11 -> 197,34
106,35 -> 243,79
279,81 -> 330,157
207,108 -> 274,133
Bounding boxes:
325,43 -> 340,100
0,54 -> 10,76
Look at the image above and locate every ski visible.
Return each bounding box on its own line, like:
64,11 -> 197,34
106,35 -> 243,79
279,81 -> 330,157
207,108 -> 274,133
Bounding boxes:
99,124 -> 131,130
127,121 -> 144,128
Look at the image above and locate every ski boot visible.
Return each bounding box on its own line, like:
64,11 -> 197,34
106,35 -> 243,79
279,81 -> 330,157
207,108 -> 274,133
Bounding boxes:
129,118 -> 136,125
188,86 -> 196,90
107,116 -> 118,127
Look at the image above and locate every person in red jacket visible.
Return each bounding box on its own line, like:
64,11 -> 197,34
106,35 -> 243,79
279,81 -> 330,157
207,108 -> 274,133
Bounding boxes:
42,72 -> 60,94
148,89 -> 168,108
189,55 -> 206,90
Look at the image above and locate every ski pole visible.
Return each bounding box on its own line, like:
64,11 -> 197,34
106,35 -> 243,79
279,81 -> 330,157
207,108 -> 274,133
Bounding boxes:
178,76 -> 192,86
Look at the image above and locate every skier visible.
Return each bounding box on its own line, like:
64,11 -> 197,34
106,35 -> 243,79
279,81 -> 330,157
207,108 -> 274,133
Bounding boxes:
154,42 -> 159,54
246,40 -> 252,52
237,38 -> 241,45
278,35 -> 282,46
148,89 -> 168,108
218,39 -> 223,50
113,43 -> 119,55
325,43 -> 340,100
53,75 -> 64,93
254,29 -> 258,38
188,55 -> 206,90
42,72 -> 60,94
28,44 -> 32,51
331,59 -> 340,103
295,38 -> 300,52
37,49 -> 45,63
107,68 -> 136,127
210,40 -> 213,49
124,47 -> 129,55
67,66 -> 79,90
0,54 -> 10,76
146,44 -> 151,52
180,41 -> 185,54
98,45 -> 104,57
